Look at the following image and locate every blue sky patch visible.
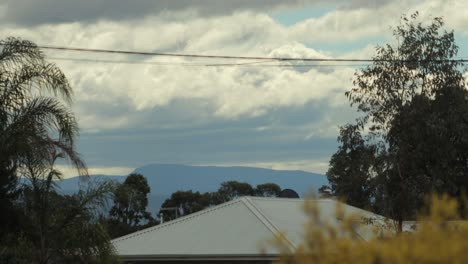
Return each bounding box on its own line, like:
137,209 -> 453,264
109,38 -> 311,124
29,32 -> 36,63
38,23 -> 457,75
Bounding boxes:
270,5 -> 335,26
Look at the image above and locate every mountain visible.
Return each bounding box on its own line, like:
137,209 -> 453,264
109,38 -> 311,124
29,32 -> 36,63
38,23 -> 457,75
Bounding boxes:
132,164 -> 327,195
57,164 -> 329,215
57,174 -> 124,190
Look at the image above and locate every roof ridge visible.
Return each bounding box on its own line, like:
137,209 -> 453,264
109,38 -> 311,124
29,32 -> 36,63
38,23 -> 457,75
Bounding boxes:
240,197 -> 297,249
112,198 -> 244,243
247,196 -> 306,202
247,196 -> 340,202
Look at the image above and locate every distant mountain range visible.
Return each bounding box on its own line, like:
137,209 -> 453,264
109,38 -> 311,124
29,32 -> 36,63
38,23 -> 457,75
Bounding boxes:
57,164 -> 329,215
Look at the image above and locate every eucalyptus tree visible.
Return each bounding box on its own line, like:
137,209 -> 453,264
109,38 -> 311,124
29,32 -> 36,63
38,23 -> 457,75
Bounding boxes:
158,190 -> 209,222
255,183 -> 282,197
107,173 -> 153,238
217,181 -> 255,202
328,13 -> 468,231
327,124 -> 377,210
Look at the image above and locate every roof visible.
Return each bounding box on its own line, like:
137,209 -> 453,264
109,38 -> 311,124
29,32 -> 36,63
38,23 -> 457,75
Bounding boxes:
112,197 -> 386,261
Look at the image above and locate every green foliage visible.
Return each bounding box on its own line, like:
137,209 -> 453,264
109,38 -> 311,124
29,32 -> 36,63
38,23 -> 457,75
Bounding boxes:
0,37 -> 117,263
255,183 -> 282,197
0,37 -> 86,180
107,173 -> 153,238
318,185 -> 333,198
327,13 -> 468,230
159,190 -> 211,220
159,181 -> 283,222
327,125 -> 378,209
348,12 -> 463,134
1,155 -> 117,263
217,180 -> 255,203
0,37 -> 86,239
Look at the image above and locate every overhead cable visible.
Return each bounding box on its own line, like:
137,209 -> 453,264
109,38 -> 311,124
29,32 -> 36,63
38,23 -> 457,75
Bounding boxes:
5,43 -> 468,63
48,56 -> 371,68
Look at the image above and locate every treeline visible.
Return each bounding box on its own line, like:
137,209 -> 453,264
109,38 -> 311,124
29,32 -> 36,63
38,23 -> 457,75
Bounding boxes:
103,173 -> 283,238
158,181 -> 283,220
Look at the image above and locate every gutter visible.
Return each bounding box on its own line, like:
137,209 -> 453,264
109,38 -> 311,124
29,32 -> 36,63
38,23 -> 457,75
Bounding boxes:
120,253 -> 279,262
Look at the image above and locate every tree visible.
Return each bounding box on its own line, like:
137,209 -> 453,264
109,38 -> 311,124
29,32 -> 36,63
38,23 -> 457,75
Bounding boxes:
318,185 -> 333,198
217,181 -> 255,203
159,190 -> 211,221
387,88 -> 468,196
158,182 -> 284,222
328,13 -> 468,231
108,173 -> 152,237
255,183 -> 281,197
0,37 -> 86,237
0,37 -> 117,262
348,13 -> 464,136
327,125 -> 378,209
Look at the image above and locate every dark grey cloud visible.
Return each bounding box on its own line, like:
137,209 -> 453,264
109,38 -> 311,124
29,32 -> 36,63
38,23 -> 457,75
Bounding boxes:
2,0 -> 396,26
2,0 -> 308,26
78,125 -> 338,168
338,0 -> 396,10
75,99 -> 357,169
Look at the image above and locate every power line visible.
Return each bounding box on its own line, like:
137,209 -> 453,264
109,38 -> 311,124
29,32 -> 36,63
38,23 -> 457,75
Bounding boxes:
48,56 -> 371,68
6,43 -> 468,63
38,44 -> 363,62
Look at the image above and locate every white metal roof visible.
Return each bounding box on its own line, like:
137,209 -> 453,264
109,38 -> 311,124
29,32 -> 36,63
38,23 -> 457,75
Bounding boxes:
112,197 -> 385,259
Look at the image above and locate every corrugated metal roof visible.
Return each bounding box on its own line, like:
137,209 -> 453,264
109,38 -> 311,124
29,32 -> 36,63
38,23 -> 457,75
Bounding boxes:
112,197 -> 385,259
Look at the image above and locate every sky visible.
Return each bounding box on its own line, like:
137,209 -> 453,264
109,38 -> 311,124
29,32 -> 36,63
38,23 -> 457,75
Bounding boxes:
1,0 -> 467,177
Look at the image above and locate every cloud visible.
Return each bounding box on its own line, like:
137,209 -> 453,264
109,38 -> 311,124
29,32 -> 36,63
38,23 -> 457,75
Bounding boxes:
1,0 -> 317,26
290,4 -> 396,43
289,0 -> 468,43
70,59 -> 354,128
3,0 -> 466,172
76,113 -> 341,170
72,97 -> 354,172
0,12 -> 359,131
337,0 -> 402,10
1,0 -> 404,26
55,165 -> 132,178
214,159 -> 331,174
414,0 -> 468,35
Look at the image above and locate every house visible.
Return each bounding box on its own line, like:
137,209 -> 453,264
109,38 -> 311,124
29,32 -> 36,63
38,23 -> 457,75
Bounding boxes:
112,197 -> 386,263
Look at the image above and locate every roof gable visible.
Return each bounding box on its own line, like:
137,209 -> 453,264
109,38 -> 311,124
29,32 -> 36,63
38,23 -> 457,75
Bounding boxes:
112,197 -> 385,258
112,197 -> 282,256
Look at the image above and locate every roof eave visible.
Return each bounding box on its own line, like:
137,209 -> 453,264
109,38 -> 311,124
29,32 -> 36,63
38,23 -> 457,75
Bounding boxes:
120,253 -> 279,262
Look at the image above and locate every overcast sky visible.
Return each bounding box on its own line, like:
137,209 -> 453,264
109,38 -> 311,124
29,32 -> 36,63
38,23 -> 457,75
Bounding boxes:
2,0 -> 467,176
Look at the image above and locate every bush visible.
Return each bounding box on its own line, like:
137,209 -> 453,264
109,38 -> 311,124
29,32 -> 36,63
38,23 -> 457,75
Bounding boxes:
274,194 -> 468,264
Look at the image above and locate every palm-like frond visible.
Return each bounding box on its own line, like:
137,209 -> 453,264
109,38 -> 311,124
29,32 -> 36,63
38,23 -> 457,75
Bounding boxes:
0,37 -> 73,110
0,37 -> 86,184
0,38 -> 114,263
0,37 -> 44,68
2,97 -> 87,176
1,62 -> 73,109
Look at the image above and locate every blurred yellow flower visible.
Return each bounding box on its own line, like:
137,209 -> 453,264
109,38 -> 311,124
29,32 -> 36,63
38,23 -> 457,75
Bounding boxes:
274,194 -> 468,264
